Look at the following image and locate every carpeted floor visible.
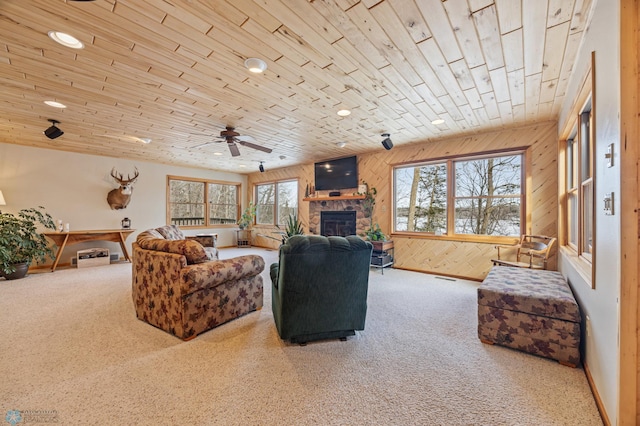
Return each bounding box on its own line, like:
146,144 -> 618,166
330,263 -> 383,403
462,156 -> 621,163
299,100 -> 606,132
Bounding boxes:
0,247 -> 602,425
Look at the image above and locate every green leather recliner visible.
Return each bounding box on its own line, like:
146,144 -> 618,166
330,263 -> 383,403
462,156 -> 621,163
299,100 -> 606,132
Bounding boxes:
270,235 -> 373,344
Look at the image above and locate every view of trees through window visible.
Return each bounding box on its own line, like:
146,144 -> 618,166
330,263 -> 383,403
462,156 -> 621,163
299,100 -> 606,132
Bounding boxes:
168,177 -> 239,226
394,152 -> 523,237
395,163 -> 447,233
256,180 -> 298,225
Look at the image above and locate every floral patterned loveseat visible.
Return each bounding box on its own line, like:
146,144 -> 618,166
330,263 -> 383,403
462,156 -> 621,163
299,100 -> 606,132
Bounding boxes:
132,225 -> 264,340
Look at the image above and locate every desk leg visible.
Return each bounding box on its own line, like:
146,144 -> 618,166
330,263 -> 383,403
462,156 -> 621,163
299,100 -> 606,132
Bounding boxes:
118,232 -> 132,262
51,234 -> 70,272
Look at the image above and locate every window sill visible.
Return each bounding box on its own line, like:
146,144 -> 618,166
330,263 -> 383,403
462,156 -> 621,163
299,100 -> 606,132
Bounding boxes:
559,245 -> 593,287
390,232 -> 519,245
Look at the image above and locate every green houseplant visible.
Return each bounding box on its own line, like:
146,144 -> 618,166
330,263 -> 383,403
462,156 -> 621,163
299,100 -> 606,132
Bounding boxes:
0,206 -> 57,279
238,202 -> 256,229
258,213 -> 305,245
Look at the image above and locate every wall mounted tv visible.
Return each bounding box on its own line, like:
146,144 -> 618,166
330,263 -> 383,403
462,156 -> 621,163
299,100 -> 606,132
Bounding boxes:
314,155 -> 358,191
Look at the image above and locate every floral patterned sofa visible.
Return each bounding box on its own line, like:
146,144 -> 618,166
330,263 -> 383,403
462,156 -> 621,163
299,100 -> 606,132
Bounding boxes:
477,266 -> 581,367
132,225 -> 264,340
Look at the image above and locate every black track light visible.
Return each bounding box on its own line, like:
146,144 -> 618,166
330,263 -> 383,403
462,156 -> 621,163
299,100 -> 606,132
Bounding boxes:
44,119 -> 64,140
381,133 -> 393,150
259,162 -> 265,173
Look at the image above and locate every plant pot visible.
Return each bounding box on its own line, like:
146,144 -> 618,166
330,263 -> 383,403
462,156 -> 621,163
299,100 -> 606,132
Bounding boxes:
1,262 -> 29,280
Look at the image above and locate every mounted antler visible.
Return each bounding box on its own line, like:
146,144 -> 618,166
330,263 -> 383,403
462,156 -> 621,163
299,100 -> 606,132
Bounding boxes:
110,167 -> 139,185
107,167 -> 139,210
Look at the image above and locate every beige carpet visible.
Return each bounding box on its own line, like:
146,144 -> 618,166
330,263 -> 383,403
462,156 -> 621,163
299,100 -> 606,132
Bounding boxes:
0,247 -> 602,425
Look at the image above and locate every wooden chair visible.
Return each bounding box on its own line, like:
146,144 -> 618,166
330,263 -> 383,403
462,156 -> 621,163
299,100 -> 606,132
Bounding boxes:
491,235 -> 556,270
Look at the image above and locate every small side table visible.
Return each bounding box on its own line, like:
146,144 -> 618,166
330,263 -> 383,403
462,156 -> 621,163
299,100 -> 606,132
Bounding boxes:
370,240 -> 394,274
236,229 -> 252,248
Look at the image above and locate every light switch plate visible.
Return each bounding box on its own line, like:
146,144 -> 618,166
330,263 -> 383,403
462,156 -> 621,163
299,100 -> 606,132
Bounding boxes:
605,143 -> 614,167
604,192 -> 614,215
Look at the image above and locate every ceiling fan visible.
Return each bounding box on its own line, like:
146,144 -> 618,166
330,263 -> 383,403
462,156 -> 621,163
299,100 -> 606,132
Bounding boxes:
190,126 -> 273,157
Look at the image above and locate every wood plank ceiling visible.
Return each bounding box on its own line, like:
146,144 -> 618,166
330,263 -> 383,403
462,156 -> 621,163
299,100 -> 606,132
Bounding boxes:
0,0 -> 592,173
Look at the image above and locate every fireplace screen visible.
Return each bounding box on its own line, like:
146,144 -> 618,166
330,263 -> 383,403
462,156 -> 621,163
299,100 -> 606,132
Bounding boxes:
321,211 -> 357,237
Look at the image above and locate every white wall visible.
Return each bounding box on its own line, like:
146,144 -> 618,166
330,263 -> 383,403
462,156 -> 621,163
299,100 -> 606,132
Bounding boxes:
0,143 -> 247,265
557,0 -> 620,422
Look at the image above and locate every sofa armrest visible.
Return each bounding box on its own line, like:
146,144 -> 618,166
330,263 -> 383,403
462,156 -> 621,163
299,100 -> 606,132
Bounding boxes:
186,234 -> 217,248
180,255 -> 265,295
270,262 -> 279,289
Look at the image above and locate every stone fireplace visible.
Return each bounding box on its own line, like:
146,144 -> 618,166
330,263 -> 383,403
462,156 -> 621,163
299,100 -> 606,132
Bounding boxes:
308,198 -> 369,237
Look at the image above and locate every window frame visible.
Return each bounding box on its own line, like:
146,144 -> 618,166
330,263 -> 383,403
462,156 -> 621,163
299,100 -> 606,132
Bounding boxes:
563,97 -> 594,263
254,179 -> 299,226
558,52 -> 595,288
166,175 -> 241,229
392,148 -> 527,243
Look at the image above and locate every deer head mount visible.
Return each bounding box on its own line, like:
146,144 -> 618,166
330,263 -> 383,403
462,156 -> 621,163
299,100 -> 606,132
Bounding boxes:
107,167 -> 139,210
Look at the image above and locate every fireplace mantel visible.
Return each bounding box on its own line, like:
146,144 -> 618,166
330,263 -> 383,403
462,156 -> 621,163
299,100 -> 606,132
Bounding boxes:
303,194 -> 364,202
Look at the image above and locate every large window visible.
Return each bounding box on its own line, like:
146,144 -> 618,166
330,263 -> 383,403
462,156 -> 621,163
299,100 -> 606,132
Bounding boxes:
255,180 -> 298,225
167,176 -> 239,227
394,151 -> 524,238
565,98 -> 593,261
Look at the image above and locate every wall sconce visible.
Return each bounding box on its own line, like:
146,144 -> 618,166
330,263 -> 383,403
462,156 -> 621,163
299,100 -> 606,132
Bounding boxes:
259,162 -> 265,173
121,217 -> 131,229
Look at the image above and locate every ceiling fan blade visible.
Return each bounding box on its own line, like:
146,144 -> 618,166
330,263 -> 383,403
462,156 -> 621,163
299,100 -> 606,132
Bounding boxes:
190,141 -> 216,149
238,140 -> 273,153
228,142 -> 241,157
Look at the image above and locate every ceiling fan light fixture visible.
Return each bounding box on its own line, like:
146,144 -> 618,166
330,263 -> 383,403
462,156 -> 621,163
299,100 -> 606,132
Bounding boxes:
337,109 -> 351,117
48,31 -> 84,49
44,100 -> 66,108
244,57 -> 267,73
44,119 -> 64,139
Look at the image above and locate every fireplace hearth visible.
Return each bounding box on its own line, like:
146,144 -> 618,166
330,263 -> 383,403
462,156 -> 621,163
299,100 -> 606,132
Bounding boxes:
321,211 -> 357,237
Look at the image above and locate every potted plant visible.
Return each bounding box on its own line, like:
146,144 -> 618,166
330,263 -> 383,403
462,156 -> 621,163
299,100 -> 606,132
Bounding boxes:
258,213 -> 305,245
0,206 -> 57,280
238,202 -> 256,230
278,213 -> 304,244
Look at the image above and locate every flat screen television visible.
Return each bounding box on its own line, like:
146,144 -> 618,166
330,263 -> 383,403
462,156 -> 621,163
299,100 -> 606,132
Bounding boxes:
314,155 -> 358,191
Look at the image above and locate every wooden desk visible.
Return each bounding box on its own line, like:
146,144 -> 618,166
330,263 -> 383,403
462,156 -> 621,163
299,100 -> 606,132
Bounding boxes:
44,229 -> 136,272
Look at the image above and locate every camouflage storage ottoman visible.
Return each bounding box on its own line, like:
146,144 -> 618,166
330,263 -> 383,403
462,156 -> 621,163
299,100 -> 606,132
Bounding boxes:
477,266 -> 581,367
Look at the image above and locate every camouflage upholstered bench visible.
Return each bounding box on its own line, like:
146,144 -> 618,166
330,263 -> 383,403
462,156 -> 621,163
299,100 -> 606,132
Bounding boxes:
477,266 -> 581,367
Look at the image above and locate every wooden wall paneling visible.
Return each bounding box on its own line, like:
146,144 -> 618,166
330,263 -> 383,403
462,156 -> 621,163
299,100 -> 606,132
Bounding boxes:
619,0 -> 640,423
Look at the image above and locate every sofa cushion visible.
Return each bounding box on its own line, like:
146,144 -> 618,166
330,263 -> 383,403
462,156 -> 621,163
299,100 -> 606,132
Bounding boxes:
136,237 -> 208,264
478,266 -> 580,322
155,224 -> 185,240
137,229 -> 164,241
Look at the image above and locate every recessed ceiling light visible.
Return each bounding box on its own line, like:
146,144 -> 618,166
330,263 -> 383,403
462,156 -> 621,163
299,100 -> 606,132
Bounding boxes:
213,152 -> 223,156
244,58 -> 267,73
239,164 -> 246,168
431,119 -> 445,125
137,138 -> 152,144
336,141 -> 346,148
48,31 -> 84,49
44,100 -> 66,108
279,155 -> 286,160
337,109 -> 351,117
